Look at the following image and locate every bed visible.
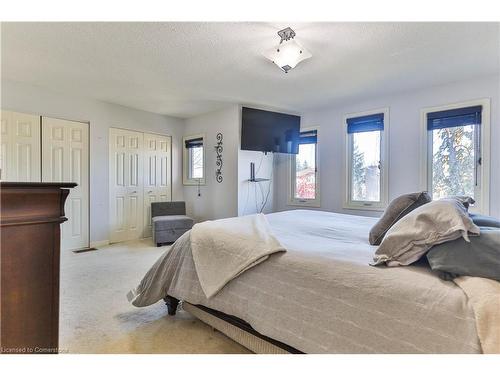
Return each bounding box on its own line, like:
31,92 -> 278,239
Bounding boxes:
129,209 -> 484,354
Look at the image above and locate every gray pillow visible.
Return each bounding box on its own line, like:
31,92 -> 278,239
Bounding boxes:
470,213 -> 500,228
427,227 -> 500,281
372,198 -> 480,267
369,192 -> 431,245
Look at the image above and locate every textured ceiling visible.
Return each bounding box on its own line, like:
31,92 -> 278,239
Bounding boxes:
1,22 -> 499,118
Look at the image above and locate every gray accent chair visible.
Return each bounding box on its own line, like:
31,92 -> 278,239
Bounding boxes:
151,201 -> 194,247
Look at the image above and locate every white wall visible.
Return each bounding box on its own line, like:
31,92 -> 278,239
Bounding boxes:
274,75 -> 500,218
238,150 -> 274,216
183,105 -> 240,221
1,80 -> 185,244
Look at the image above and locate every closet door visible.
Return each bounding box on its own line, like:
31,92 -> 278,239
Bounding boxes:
41,117 -> 89,250
0,110 -> 41,182
143,133 -> 172,237
109,128 -> 144,243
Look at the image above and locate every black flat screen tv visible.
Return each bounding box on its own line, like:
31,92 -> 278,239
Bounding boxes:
241,107 -> 300,154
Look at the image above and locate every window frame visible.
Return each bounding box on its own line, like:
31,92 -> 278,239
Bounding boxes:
343,107 -> 389,211
420,99 -> 490,215
288,126 -> 321,207
183,134 -> 206,186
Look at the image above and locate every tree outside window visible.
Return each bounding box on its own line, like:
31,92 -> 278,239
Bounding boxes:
431,125 -> 475,199
295,143 -> 316,199
189,146 -> 204,179
350,130 -> 381,202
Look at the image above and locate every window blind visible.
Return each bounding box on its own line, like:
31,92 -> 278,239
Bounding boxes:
298,130 -> 317,144
427,106 -> 482,131
185,137 -> 204,149
347,113 -> 384,134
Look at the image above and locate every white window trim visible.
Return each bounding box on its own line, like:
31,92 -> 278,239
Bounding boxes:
343,107 -> 389,211
183,133 -> 206,186
419,98 -> 490,215
288,126 -> 321,208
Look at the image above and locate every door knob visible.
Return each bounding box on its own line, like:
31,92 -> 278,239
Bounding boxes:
148,190 -> 153,194
131,191 -> 137,194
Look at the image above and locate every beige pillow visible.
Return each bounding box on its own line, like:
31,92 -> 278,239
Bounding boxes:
443,195 -> 475,210
372,198 -> 480,267
369,192 -> 431,245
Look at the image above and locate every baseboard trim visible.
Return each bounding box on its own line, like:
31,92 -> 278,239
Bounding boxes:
89,240 -> 110,248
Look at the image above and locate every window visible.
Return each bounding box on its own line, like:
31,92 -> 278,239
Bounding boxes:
188,143 -> 204,179
183,134 -> 205,185
422,100 -> 490,214
344,109 -> 389,210
289,128 -> 320,207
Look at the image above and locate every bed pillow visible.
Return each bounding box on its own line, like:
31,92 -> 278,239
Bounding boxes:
369,192 -> 431,245
427,227 -> 500,281
442,196 -> 475,210
469,213 -> 500,228
371,198 -> 480,267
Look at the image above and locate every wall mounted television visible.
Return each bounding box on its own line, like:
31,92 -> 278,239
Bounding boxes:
241,107 -> 300,154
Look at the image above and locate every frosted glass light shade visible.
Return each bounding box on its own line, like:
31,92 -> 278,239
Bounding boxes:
263,38 -> 312,73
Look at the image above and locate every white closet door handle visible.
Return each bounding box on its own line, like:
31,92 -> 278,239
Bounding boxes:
148,190 -> 153,194
131,190 -> 137,194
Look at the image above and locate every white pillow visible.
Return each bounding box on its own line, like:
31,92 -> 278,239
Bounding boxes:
372,198 -> 480,267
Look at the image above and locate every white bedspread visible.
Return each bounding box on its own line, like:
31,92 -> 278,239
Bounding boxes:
191,213 -> 285,298
128,210 -> 481,353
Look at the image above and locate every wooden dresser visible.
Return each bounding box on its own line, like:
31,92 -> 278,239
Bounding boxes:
0,182 -> 75,354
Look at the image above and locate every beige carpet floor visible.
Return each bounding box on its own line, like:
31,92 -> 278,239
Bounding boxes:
59,239 -> 250,354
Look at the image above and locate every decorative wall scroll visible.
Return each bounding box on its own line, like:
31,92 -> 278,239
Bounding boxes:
215,133 -> 223,183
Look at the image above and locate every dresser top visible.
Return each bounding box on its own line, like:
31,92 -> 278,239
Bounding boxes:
0,182 -> 77,188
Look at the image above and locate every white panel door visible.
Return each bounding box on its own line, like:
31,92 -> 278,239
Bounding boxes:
0,110 -> 41,182
41,117 -> 89,250
143,133 -> 172,237
109,128 -> 144,243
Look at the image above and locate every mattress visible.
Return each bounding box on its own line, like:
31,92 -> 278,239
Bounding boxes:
130,209 -> 481,353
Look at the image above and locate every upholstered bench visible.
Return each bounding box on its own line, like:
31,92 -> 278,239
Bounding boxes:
151,201 -> 194,247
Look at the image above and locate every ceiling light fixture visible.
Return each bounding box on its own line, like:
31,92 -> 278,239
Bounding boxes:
263,27 -> 312,73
